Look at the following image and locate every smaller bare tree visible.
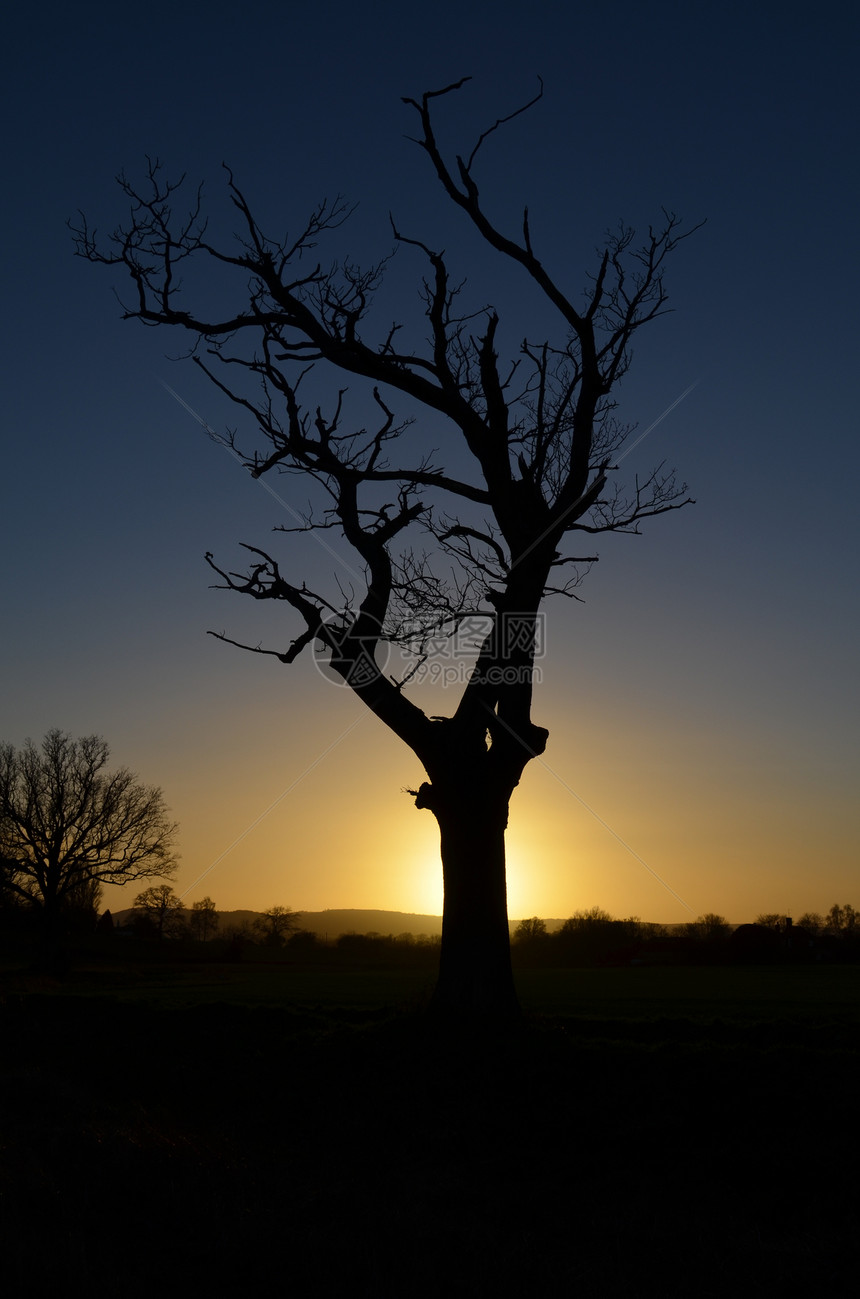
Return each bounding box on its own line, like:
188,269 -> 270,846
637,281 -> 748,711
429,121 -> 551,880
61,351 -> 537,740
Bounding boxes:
825,903 -> 857,935
133,884 -> 186,941
684,913 -> 732,942
254,905 -> 301,948
513,916 -> 547,942
0,730 -> 178,930
189,896 -> 220,941
796,912 -> 824,936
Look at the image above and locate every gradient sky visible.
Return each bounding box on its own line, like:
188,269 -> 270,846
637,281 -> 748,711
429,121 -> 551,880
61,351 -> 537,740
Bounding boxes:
2,0 -> 857,924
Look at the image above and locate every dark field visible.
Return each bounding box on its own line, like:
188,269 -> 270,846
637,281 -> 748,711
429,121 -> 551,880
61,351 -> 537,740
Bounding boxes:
2,960 -> 858,1296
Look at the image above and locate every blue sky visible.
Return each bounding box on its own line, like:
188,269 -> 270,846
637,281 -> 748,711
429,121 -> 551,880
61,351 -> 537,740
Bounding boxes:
1,0 -> 857,921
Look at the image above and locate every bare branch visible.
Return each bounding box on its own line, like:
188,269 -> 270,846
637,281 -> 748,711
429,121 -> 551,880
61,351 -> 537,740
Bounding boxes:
464,77 -> 544,172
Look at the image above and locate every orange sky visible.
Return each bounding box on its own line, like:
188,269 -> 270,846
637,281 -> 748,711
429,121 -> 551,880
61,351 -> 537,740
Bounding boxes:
97,579 -> 858,926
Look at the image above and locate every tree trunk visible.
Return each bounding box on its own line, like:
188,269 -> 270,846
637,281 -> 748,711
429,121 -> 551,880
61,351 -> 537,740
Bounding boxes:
426,786 -> 520,1018
33,893 -> 70,975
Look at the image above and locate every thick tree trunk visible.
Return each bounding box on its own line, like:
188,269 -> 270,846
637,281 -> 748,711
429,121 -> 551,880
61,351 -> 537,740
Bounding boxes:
425,787 -> 519,1018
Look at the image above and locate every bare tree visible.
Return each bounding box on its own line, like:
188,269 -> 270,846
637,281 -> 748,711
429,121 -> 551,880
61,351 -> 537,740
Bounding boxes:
74,79 -> 699,1015
684,913 -> 732,942
514,916 -> 548,942
0,730 -> 178,930
189,895 -> 220,941
133,883 -> 186,941
254,905 -> 301,948
825,903 -> 857,935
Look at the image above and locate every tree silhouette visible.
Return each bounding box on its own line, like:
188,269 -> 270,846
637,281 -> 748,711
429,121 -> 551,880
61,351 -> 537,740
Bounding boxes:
254,904 -> 301,948
825,903 -> 857,935
133,884 -> 186,941
74,79 -> 698,1015
514,916 -> 548,942
0,730 -> 177,932
796,912 -> 824,936
684,913 -> 732,942
189,895 -> 219,941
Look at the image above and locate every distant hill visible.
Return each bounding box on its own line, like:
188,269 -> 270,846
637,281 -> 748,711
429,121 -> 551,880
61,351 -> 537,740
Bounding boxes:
297,909 -> 443,939
108,907 -> 680,938
110,906 -> 444,939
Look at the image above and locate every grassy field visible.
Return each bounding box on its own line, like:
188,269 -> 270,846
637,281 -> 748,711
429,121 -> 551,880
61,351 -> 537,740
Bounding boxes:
5,957 -> 858,1069
517,961 -> 860,1021
5,953 -> 859,1021
1,958 -> 858,1296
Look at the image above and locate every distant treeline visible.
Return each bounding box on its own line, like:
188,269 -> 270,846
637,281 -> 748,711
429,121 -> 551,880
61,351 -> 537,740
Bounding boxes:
2,888 -> 858,967
510,906 -> 860,966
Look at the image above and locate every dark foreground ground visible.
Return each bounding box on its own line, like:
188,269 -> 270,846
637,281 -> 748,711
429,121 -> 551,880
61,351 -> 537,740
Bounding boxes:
1,960 -> 858,1297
